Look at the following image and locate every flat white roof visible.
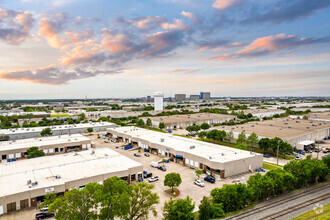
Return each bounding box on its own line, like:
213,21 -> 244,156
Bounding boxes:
0,134 -> 90,152
298,140 -> 315,145
108,127 -> 260,163
0,122 -> 115,135
0,148 -> 142,197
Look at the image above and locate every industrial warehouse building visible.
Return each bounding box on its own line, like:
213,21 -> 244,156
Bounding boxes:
107,127 -> 263,178
141,113 -> 236,129
0,148 -> 142,215
0,122 -> 116,140
220,117 -> 330,146
0,134 -> 92,163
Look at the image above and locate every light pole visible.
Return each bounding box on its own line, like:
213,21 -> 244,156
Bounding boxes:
276,140 -> 280,165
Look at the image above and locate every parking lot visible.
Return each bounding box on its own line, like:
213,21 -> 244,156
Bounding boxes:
0,132 -> 262,219
92,132 -> 260,218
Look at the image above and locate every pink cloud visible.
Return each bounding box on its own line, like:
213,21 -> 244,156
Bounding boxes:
212,0 -> 243,10
38,17 -> 66,48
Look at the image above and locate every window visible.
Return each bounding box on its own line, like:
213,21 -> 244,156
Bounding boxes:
55,148 -> 59,152
1,155 -> 6,160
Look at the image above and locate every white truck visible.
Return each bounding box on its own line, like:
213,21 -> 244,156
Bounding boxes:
150,161 -> 158,168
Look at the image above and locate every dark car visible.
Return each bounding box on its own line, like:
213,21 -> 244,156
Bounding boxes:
144,153 -> 150,157
134,153 -> 140,157
204,175 -> 215,183
35,212 -> 55,220
144,172 -> 152,178
158,166 -> 166,171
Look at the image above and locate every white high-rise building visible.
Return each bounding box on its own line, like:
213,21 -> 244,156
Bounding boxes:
153,92 -> 164,111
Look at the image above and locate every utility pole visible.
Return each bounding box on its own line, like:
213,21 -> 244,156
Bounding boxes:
276,140 -> 280,165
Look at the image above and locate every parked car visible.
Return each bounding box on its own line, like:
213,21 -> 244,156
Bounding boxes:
144,153 -> 150,157
134,153 -> 140,157
158,166 -> 166,171
232,179 -> 240,183
263,154 -> 270,158
148,176 -> 159,182
144,173 -> 152,178
104,140 -> 109,143
35,212 -> 55,220
295,156 -> 302,160
204,175 -> 215,183
194,179 -> 205,187
322,148 -> 330,153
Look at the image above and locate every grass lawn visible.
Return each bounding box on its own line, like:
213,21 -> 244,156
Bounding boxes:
292,203 -> 330,220
263,161 -> 283,170
173,134 -> 191,138
50,114 -> 69,117
145,127 -> 167,133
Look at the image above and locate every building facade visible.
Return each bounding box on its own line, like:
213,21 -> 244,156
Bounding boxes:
153,92 -> 164,111
200,92 -> 211,99
174,94 -> 186,101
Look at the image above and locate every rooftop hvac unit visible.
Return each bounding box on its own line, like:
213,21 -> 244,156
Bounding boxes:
160,138 -> 165,142
27,180 -> 31,184
91,150 -> 95,154
190,145 -> 195,149
55,175 -> 61,179
209,156 -> 212,159
39,139 -> 42,141
31,181 -> 38,186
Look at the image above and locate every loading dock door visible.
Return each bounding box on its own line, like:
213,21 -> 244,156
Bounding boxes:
20,199 -> 29,209
8,154 -> 14,159
7,202 -> 16,213
0,205 -> 3,215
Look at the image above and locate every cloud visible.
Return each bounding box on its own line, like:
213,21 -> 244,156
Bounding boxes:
38,13 -> 69,48
170,68 -> 200,74
139,29 -> 185,58
243,0 -> 330,24
212,0 -> 243,10
209,33 -> 330,61
0,65 -> 122,85
181,11 -> 200,24
197,40 -> 244,51
0,8 -> 34,44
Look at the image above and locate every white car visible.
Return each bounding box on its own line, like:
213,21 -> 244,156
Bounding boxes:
148,176 -> 159,182
194,179 -> 205,187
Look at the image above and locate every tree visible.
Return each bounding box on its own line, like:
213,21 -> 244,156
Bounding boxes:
211,183 -> 252,212
258,138 -> 271,152
164,172 -> 182,193
195,170 -> 204,179
322,156 -> 330,171
99,177 -> 130,220
198,196 -> 225,220
236,132 -> 247,144
225,130 -> 234,142
197,131 -> 207,140
201,123 -> 210,130
48,182 -> 101,220
27,146 -> 45,159
137,119 -> 145,127
303,115 -> 308,120
163,196 -> 195,220
40,128 -> 52,136
159,122 -> 165,130
87,127 -> 93,133
247,132 -> 259,148
146,118 -> 152,127
125,182 -> 159,220
236,143 -> 248,151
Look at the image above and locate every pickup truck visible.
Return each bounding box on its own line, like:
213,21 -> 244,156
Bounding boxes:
322,148 -> 330,154
35,212 -> 55,220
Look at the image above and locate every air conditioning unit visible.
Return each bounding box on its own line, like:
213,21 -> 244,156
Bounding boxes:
31,181 -> 38,186
55,175 -> 61,179
160,138 -> 164,142
190,145 -> 195,149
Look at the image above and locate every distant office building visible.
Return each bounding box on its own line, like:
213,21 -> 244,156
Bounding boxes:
190,95 -> 200,101
147,96 -> 152,102
174,94 -> 186,101
200,92 -> 211,99
154,92 -> 164,111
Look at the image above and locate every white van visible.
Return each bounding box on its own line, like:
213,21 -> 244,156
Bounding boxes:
150,161 -> 158,168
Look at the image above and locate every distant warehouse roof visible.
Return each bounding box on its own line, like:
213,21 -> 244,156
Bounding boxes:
0,134 -> 90,153
0,122 -> 116,140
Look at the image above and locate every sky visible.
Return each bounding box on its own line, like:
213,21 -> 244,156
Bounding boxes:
0,0 -> 330,99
